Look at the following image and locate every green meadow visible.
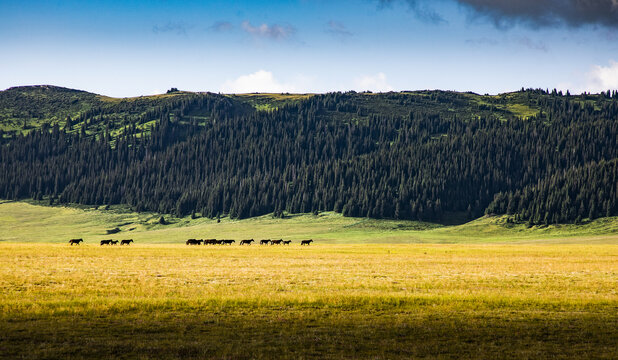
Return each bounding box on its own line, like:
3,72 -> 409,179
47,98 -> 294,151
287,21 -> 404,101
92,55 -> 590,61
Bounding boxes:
1,200 -> 617,244
0,201 -> 617,359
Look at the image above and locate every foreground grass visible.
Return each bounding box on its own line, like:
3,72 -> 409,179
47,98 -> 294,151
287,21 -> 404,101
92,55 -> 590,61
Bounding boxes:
0,243 -> 617,359
1,201 -> 617,244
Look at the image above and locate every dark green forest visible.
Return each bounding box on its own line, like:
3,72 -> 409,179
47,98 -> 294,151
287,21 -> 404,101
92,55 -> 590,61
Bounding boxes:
0,85 -> 616,224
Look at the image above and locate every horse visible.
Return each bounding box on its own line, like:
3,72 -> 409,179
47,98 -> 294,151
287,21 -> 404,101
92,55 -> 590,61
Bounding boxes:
69,239 -> 83,245
301,240 -> 313,246
260,239 -> 270,245
120,239 -> 133,245
204,239 -> 217,245
110,240 -> 119,245
240,239 -> 254,245
222,240 -> 235,245
100,239 -> 112,246
215,240 -> 224,245
282,240 -> 292,245
186,239 -> 202,245
270,239 -> 283,245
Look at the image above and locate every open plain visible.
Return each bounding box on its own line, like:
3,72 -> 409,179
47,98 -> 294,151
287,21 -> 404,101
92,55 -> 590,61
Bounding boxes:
0,202 -> 617,359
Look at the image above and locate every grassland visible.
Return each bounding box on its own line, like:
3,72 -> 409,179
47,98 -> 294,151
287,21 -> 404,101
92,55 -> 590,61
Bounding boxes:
1,201 -> 617,358
1,243 -> 616,359
232,93 -> 314,111
1,201 -> 617,245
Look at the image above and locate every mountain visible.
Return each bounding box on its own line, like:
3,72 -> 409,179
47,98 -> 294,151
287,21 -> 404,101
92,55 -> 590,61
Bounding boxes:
0,86 -> 616,224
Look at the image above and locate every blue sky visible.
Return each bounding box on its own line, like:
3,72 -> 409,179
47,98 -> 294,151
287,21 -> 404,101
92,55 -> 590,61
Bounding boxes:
1,0 -> 617,97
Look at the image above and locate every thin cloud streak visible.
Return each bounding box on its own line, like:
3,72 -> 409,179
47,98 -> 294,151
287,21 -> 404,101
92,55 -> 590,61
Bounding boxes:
378,0 -> 447,24
152,22 -> 190,35
241,21 -> 296,40
465,36 -> 548,51
326,20 -> 353,37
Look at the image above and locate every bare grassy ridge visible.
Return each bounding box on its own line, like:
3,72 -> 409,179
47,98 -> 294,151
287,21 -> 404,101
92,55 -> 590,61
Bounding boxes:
1,244 -> 617,359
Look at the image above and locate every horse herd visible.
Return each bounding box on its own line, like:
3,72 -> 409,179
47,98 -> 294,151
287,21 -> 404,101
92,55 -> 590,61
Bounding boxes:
68,239 -> 133,245
68,238 -> 314,246
186,239 -> 314,246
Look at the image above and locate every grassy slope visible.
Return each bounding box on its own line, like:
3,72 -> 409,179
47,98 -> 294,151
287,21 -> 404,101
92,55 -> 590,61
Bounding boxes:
0,86 -> 204,139
0,87 -> 312,137
0,86 -> 99,134
3,86 -> 594,138
230,93 -> 314,111
1,201 -> 616,244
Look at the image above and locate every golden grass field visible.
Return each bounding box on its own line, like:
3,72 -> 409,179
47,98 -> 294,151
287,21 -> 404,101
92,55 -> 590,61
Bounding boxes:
0,201 -> 617,359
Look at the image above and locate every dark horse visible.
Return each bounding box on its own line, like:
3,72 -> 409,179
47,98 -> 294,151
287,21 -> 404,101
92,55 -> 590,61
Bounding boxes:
110,240 -> 119,245
260,239 -> 270,245
301,240 -> 313,246
69,239 -> 83,245
100,239 -> 112,246
240,239 -> 254,245
186,239 -> 203,245
282,240 -> 292,245
204,239 -> 217,245
270,239 -> 283,245
222,240 -> 235,245
120,239 -> 133,245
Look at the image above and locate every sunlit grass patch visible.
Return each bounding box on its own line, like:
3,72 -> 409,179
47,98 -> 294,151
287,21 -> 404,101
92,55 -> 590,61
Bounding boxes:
0,243 -> 616,358
1,201 -> 617,245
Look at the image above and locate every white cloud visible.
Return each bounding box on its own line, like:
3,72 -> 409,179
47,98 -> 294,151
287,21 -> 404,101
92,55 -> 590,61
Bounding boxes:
219,70 -> 298,93
584,60 -> 618,93
354,73 -> 394,92
558,60 -> 618,94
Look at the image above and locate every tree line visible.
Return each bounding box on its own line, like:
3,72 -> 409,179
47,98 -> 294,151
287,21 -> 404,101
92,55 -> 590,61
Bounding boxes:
0,89 -> 616,224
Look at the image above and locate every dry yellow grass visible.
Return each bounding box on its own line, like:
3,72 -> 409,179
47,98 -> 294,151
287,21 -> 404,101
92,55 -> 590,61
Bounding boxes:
1,243 -> 616,302
1,243 -> 617,358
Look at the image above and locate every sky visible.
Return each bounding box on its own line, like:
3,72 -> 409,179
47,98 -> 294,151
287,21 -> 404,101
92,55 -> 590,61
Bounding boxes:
1,0 -> 617,97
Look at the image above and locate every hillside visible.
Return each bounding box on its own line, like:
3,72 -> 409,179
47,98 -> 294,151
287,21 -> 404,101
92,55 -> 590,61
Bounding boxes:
1,200 -> 616,244
0,86 -> 616,225
0,86 -> 580,139
0,85 -> 251,140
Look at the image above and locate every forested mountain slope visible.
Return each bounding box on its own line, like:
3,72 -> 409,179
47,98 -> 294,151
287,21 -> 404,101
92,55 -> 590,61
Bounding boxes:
0,86 -> 616,224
